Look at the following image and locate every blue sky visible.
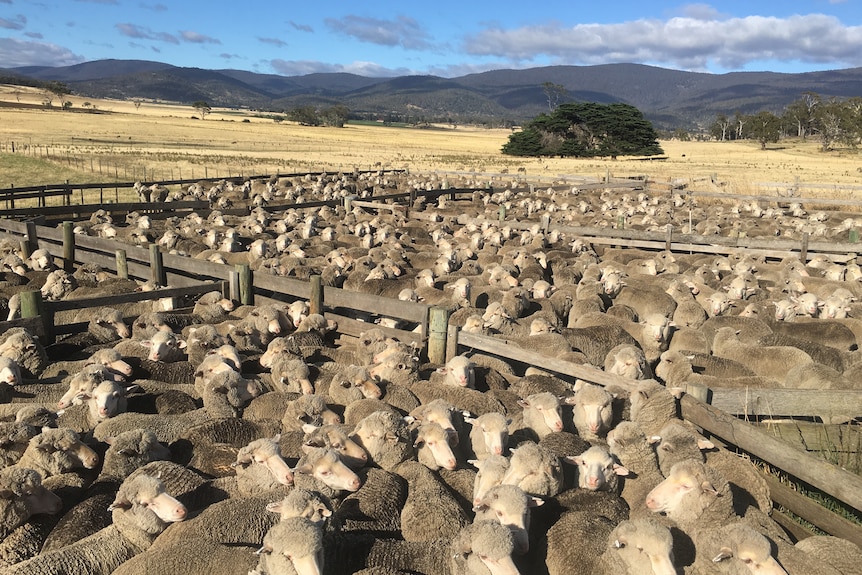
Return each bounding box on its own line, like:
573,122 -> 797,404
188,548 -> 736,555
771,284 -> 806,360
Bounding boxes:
1,1 -> 860,77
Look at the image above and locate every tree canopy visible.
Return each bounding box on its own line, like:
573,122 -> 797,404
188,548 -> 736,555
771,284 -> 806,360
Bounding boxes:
502,102 -> 663,158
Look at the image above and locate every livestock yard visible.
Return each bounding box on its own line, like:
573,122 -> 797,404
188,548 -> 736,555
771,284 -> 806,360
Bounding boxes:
0,87 -> 861,574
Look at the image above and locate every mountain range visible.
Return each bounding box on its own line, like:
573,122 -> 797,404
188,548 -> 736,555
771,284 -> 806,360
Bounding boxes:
3,59 -> 862,129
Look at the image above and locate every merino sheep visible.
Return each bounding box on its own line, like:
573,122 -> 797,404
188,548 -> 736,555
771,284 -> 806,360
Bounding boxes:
600,518 -> 676,575
0,472 -> 186,575
464,412 -> 509,459
350,410 -> 415,471
0,466 -> 62,540
564,445 -> 629,492
511,392 -> 564,440
566,381 -> 614,440
15,427 -> 99,478
473,483 -> 542,556
450,520 -> 520,575
251,516 -> 324,575
293,446 -> 361,496
500,440 -> 563,497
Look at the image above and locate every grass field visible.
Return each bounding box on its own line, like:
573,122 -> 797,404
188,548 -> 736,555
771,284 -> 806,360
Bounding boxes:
1,83 -> 862,197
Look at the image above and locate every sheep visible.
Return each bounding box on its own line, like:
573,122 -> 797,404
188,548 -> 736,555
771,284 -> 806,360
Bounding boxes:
251,516 -> 324,575
600,518 -> 676,575
474,484 -> 544,559
450,520 -> 520,575
795,535 -> 862,575
559,323 -> 641,368
56,379 -> 129,433
412,421 -> 458,471
654,349 -> 783,392
564,445 -> 629,492
689,522 -> 792,575
232,436 -> 295,494
606,421 -> 665,517
269,355 -> 315,395
712,326 -> 814,382
328,365 -> 383,404
282,394 -> 341,432
40,428 -> 173,553
293,446 -> 361,497
0,472 -> 186,575
652,419 -> 715,477
0,466 -> 62,541
645,459 -> 735,533
626,379 -> 679,437
329,467 -> 406,535
511,392 -> 564,440
0,328 -> 47,379
431,354 -> 476,389
92,408 -> 213,445
604,343 -> 652,380
0,421 -> 42,467
140,329 -> 187,363
464,412 -> 509,459
15,427 -> 99,478
302,423 -> 368,469
265,488 -> 332,525
395,460 -> 470,542
500,440 -> 563,497
350,410 -> 415,471
469,454 -> 509,507
565,381 -> 614,440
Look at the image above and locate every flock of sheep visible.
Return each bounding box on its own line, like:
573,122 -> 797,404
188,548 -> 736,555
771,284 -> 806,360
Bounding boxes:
0,170 -> 861,575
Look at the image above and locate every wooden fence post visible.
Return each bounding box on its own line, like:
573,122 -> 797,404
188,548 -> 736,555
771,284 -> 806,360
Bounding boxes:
20,290 -> 53,344
25,220 -> 38,256
309,275 -> 323,316
235,264 -> 253,305
115,250 -> 128,279
498,205 -> 506,223
149,244 -> 166,286
427,306 -> 450,365
800,232 -> 810,262
228,269 -> 240,302
665,224 -> 673,251
62,221 -> 75,272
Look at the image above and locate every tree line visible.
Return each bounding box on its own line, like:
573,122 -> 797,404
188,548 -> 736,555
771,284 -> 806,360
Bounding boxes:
706,92 -> 862,151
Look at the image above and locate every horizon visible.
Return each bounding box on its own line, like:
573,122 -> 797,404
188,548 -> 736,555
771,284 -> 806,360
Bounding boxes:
1,1 -> 861,78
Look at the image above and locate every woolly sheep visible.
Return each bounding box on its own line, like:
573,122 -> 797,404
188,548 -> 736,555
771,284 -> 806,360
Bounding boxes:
464,412 -> 509,459
328,365 -> 382,404
350,410 -> 415,471
141,329 -> 187,363
469,454 -> 509,507
268,355 -> 315,395
0,472 -> 186,575
0,466 -> 62,540
251,516 -> 324,575
432,354 -> 476,388
564,445 -> 629,492
566,381 -> 614,439
265,488 -> 332,525
606,421 -> 664,517
413,421 -> 458,471
293,447 -> 361,496
233,436 -> 295,494
450,520 -> 520,575
646,459 -> 735,533
282,395 -> 341,432
394,460 -> 470,542
16,427 -> 99,478
654,419 -> 715,477
302,424 -> 368,469
473,483 -> 542,556
513,392 -> 564,439
601,518 -> 676,575
501,441 -> 563,498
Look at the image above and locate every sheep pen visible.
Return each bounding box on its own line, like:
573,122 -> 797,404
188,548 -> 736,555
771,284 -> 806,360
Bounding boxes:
0,168 -> 861,574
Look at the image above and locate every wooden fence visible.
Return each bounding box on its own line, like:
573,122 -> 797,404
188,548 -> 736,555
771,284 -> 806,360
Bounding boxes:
0,192 -> 860,545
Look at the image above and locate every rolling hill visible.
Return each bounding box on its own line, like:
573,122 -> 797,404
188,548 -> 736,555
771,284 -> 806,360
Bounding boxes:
3,59 -> 861,129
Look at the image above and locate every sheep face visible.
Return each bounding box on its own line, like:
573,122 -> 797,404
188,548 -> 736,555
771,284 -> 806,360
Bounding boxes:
565,445 -> 629,491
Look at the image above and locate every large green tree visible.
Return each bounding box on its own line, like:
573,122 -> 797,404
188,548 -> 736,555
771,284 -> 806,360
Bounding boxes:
748,111 -> 782,149
502,102 -> 663,158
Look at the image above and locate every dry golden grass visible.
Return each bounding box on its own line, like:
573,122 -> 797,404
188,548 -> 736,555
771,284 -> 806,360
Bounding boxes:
1,84 -> 861,198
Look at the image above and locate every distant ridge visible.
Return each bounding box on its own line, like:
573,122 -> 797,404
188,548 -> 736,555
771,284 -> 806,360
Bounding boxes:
3,59 -> 862,128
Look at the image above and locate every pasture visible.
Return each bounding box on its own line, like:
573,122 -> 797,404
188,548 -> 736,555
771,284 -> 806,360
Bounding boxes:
2,84 -> 862,198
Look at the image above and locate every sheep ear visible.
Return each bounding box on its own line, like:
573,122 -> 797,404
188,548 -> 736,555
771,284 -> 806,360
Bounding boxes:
108,497 -> 131,512
413,438 -> 425,449
613,464 -> 629,477
614,538 -> 627,549
563,455 -> 582,466
255,544 -> 273,556
528,496 -> 544,508
294,463 -> 312,475
697,439 -> 715,450
516,399 -> 530,409
265,500 -> 283,513
701,480 -> 719,496
712,547 -> 734,563
301,424 -> 319,435
467,459 -> 480,469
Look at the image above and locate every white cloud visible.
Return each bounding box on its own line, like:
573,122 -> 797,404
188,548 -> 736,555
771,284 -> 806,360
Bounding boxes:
0,37 -> 84,67
179,30 -> 221,45
462,13 -> 862,71
324,14 -> 433,50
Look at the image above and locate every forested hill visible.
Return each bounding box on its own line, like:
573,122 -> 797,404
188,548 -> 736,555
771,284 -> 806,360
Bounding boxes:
4,59 -> 862,129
